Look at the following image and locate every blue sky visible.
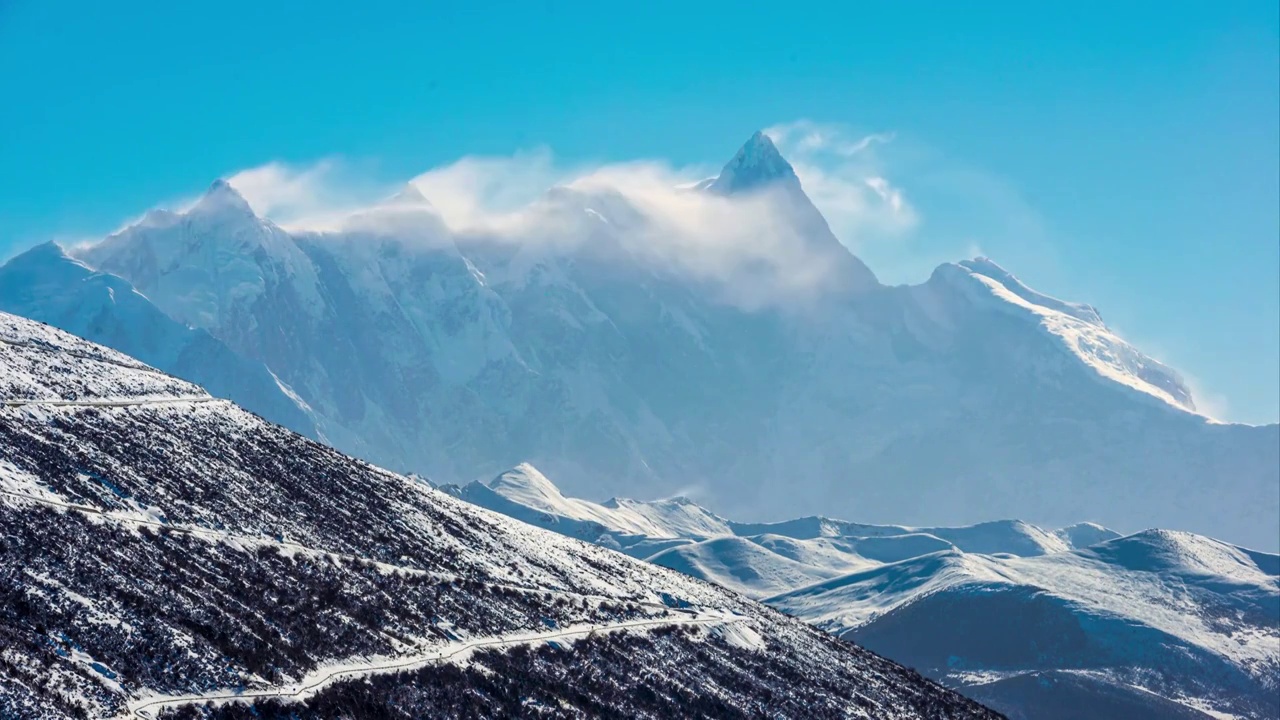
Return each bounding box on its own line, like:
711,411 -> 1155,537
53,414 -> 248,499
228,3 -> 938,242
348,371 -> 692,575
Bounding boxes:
1,1 -> 1277,422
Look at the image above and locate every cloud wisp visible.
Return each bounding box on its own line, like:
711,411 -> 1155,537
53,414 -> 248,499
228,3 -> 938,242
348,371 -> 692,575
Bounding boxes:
210,129 -> 917,306
765,120 -> 918,247
220,122 -> 919,247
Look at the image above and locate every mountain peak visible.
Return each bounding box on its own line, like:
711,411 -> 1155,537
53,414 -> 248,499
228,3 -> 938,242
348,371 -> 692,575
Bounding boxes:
384,182 -> 432,207
191,178 -> 254,216
0,241 -> 90,289
707,130 -> 799,195
480,463 -> 566,505
12,239 -> 71,263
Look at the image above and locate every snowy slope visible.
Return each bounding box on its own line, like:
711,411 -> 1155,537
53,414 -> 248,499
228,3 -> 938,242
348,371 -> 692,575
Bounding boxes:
649,535 -> 876,598
0,312 -> 204,403
770,531 -> 1280,719
457,463 -> 1096,554
450,463 -> 732,543
0,242 -> 317,437
933,257 -> 1194,411
458,463 -> 1116,599
461,463 -> 1277,719
60,132 -> 1278,550
0,311 -> 997,720
449,464 -> 1092,584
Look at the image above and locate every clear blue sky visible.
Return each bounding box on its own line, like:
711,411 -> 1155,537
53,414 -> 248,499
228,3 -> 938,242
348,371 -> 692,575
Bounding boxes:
1,1 -> 1277,423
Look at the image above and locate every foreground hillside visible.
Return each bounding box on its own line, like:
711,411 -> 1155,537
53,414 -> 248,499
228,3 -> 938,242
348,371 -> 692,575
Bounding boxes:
0,241 -> 318,438
0,132 -> 1267,547
0,311 -> 998,720
455,463 -> 1280,720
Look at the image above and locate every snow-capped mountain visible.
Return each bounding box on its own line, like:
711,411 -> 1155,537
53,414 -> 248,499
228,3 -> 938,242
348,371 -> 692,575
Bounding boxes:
446,462 -> 1088,570
0,310 -> 997,719
446,462 -> 735,559
0,241 -> 318,438
8,131 -> 1265,549
455,462 -> 1280,720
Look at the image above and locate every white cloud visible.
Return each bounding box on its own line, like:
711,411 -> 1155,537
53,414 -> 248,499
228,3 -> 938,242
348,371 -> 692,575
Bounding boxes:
228,161 -> 333,218
408,152 -> 856,306
407,148 -> 570,229
1182,374 -> 1229,421
764,120 -> 918,249
1107,328 -> 1228,421
766,119 -> 894,157
153,123 -> 924,307
225,160 -> 392,230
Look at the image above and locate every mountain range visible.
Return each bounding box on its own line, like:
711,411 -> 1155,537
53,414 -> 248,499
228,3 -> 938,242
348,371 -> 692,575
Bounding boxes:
451,462 -> 1280,720
1,129 -> 1276,719
0,241 -> 318,438
2,131 -> 1272,550
0,309 -> 998,719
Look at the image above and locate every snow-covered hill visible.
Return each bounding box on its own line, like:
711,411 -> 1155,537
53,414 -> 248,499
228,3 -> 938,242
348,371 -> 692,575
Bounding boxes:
0,241 -> 318,438
0,131 -> 1266,549
446,462 -> 733,556
0,310 -> 998,719
785,531 -> 1280,720
457,462 -> 1280,720
449,462 -> 1102,567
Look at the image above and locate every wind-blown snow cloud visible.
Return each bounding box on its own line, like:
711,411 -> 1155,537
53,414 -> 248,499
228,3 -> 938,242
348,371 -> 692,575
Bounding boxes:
410,154 -> 861,305
229,161 -> 337,218
407,148 -> 570,229
765,120 -> 918,248
84,118 -> 1073,297
208,124 -> 921,306
226,160 -> 390,229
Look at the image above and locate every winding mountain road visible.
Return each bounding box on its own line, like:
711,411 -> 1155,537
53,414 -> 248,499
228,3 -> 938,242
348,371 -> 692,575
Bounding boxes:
0,484 -> 748,720
1,395 -> 220,408
124,611 -> 742,719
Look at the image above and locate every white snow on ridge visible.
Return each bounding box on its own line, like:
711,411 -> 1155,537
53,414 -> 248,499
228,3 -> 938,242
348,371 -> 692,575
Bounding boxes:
462,463 -> 1090,565
647,535 -> 875,598
0,314 -> 155,374
461,463 -> 733,541
459,462 -> 1117,599
769,529 -> 1280,676
729,516 -> 1075,558
960,257 -> 1105,326
1055,522 -> 1123,549
87,180 -> 326,330
764,550 -> 1005,629
468,464 -> 1275,676
936,258 -> 1198,414
0,314 -> 207,403
0,242 -> 319,438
